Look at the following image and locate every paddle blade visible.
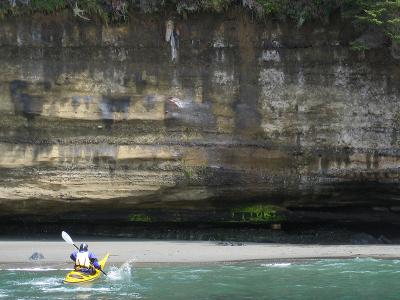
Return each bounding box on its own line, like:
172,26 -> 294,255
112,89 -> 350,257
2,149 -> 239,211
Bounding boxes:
61,231 -> 74,245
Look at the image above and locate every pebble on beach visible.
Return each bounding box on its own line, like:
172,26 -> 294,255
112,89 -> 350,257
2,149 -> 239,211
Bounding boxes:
29,252 -> 45,261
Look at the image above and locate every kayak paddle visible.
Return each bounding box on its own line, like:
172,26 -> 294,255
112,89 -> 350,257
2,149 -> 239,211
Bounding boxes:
61,231 -> 107,276
61,231 -> 79,250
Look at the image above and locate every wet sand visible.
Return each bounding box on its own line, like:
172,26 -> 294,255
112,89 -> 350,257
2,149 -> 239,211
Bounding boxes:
1,241 -> 400,268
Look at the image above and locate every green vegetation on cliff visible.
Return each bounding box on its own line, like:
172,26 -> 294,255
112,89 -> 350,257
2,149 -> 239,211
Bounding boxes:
354,0 -> 400,45
231,204 -> 285,224
129,213 -> 152,222
0,0 -> 399,47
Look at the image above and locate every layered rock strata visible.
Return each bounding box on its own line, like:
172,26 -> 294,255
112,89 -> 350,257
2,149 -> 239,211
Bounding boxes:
0,11 -> 399,224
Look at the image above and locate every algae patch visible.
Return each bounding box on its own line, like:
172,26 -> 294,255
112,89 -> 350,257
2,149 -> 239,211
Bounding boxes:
129,213 -> 152,222
230,205 -> 285,223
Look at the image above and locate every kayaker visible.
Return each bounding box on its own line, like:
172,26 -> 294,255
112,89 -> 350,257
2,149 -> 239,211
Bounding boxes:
70,243 -> 102,274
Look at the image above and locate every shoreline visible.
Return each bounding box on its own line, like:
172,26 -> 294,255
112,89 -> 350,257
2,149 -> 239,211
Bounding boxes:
1,241 -> 400,267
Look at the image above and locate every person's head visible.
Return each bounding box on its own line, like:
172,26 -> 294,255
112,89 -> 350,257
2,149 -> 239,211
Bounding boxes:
79,243 -> 88,252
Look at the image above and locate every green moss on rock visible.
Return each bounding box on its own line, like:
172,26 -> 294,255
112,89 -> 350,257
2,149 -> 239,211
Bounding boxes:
230,204 -> 285,224
129,213 -> 152,222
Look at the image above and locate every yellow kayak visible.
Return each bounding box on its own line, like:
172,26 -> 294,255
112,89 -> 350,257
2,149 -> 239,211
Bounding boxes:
64,253 -> 109,284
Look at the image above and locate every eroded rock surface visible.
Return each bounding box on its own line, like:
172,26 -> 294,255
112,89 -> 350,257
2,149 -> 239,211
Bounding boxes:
0,11 -> 399,224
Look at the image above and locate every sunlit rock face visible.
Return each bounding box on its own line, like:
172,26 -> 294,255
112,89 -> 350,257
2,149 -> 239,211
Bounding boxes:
0,11 -> 399,223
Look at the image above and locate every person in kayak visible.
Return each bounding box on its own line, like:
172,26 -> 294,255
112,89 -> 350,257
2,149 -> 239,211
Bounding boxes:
70,243 -> 101,275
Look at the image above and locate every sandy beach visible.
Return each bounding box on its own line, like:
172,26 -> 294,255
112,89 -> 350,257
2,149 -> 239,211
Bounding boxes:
1,241 -> 400,268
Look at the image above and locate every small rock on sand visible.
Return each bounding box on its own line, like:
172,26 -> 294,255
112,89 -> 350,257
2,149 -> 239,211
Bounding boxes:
29,252 -> 45,261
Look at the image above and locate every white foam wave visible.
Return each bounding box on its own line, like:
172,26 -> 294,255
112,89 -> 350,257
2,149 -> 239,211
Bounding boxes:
6,268 -> 58,272
340,270 -> 374,274
319,262 -> 348,267
116,292 -> 142,298
5,268 -> 72,272
15,278 -> 62,287
106,259 -> 135,282
42,287 -> 111,293
354,257 -> 380,262
260,263 -> 291,268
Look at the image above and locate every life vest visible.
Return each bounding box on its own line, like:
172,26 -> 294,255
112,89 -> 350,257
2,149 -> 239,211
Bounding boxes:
75,251 -> 91,268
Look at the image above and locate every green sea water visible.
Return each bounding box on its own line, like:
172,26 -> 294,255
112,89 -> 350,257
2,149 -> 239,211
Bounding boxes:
1,258 -> 400,299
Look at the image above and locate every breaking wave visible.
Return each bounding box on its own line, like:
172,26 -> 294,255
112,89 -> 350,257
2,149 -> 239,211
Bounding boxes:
42,286 -> 112,293
260,263 -> 291,268
6,268 -> 59,272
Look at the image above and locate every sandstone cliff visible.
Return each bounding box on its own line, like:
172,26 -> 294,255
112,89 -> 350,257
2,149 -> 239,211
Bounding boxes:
0,11 -> 399,224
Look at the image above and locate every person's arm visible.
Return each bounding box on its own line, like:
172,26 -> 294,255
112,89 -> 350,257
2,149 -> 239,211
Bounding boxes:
89,252 -> 101,269
70,251 -> 77,262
